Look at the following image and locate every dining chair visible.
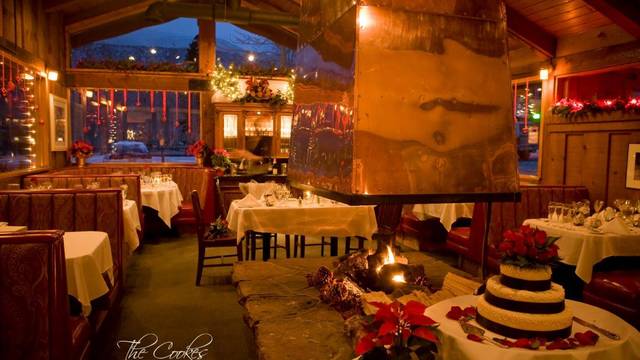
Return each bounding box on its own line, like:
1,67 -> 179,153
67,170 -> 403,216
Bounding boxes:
193,190 -> 242,286
215,179 -> 288,260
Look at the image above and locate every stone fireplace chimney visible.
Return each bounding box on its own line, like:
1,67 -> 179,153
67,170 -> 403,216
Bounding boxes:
289,0 -> 519,204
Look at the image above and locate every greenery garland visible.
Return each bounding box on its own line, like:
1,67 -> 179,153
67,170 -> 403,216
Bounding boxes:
552,97 -> 640,118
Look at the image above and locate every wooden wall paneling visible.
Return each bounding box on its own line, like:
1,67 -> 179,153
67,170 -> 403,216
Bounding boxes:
542,131 -> 566,184
3,0 -> 15,44
581,132 -> 609,201
564,134 -> 585,186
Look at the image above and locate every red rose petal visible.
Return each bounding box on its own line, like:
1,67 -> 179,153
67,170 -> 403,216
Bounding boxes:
467,334 -> 483,342
446,306 -> 464,320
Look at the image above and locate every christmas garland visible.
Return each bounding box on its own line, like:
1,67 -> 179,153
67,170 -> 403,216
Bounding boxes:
211,61 -> 294,106
552,97 -> 640,118
76,59 -> 197,72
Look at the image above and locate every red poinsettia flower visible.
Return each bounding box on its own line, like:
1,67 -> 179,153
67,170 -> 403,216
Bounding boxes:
355,300 -> 439,357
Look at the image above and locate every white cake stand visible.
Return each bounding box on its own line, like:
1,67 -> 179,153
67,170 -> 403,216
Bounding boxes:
425,295 -> 640,360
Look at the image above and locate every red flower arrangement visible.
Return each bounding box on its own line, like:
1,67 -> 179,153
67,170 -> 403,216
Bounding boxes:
497,225 -> 559,268
186,140 -> 209,157
211,148 -> 232,169
445,305 -> 600,350
356,301 -> 439,359
71,140 -> 94,156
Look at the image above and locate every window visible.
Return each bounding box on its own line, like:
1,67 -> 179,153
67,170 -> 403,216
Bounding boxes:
223,114 -> 238,150
512,80 -> 542,176
70,88 -> 200,163
71,18 -> 198,73
0,52 -> 41,172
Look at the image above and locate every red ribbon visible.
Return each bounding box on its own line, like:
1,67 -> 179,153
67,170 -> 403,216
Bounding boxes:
150,91 -> 155,113
162,90 -> 167,122
110,89 -> 115,120
513,82 -> 517,124
123,89 -> 127,110
187,92 -> 192,134
175,91 -> 179,128
97,89 -> 101,125
524,80 -> 529,130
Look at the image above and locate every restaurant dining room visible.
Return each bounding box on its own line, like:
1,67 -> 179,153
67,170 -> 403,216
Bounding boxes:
2,0 -> 640,359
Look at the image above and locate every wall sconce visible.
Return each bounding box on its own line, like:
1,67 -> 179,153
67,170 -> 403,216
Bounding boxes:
47,70 -> 59,81
539,68 -> 549,80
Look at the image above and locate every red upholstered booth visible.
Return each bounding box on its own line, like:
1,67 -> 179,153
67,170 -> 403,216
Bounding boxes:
0,189 -> 124,332
0,230 -> 91,360
52,164 -> 216,226
583,270 -> 640,329
443,185 -> 590,270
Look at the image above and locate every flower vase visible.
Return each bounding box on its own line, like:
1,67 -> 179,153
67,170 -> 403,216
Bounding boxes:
196,155 -> 204,167
76,155 -> 87,167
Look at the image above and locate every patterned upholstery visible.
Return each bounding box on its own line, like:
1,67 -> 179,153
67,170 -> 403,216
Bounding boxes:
0,230 -> 89,360
0,189 -> 124,287
52,164 -> 215,224
24,174 -> 142,214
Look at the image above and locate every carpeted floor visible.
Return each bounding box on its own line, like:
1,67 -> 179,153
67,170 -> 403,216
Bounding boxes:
94,233 -> 256,360
93,233 -> 458,360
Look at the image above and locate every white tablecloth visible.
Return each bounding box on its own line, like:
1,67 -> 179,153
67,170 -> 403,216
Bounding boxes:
523,219 -> 640,282
0,225 -> 27,232
412,203 -> 474,231
123,199 -> 141,252
239,181 -> 278,198
226,198 -> 378,244
425,294 -> 640,360
64,231 -> 114,315
141,181 -> 183,227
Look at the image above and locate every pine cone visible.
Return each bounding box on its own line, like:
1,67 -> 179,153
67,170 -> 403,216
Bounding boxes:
310,266 -> 334,287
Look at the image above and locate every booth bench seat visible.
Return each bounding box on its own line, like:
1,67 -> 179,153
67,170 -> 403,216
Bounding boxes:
53,164 -> 215,225
0,189 -> 124,332
583,269 -> 640,330
0,231 -> 91,360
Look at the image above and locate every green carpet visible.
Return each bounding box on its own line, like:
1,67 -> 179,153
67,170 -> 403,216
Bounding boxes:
94,234 -> 256,360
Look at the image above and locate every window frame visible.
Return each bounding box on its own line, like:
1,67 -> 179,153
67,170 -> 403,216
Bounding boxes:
512,74 -> 545,183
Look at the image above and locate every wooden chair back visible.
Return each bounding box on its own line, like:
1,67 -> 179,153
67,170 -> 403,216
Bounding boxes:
191,190 -> 205,244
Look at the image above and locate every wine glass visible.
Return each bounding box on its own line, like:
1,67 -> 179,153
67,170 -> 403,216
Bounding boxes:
593,200 -> 604,214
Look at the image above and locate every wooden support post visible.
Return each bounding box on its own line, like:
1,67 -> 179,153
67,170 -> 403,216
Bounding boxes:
480,202 -> 493,282
198,19 -> 216,147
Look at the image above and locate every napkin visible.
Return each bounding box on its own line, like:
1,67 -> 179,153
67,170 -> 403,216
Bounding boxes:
235,194 -> 262,208
600,217 -> 633,235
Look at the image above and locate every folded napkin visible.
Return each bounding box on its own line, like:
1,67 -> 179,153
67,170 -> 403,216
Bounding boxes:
240,181 -> 278,198
600,217 -> 633,235
235,194 -> 262,208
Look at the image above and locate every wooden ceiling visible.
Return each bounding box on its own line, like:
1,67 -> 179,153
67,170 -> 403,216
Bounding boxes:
46,0 -> 640,59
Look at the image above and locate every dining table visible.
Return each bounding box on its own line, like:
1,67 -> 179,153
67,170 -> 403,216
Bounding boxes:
140,181 -> 183,227
412,203 -> 474,231
226,196 -> 378,260
523,218 -> 640,282
425,294 -> 640,360
63,231 -> 114,315
122,199 -> 141,252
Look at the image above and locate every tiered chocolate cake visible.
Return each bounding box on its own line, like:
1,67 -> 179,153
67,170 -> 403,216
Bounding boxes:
476,264 -> 572,339
477,225 -> 572,339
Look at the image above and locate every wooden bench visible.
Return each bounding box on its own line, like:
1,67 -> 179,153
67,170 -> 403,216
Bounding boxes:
0,189 -> 124,332
0,230 -> 91,360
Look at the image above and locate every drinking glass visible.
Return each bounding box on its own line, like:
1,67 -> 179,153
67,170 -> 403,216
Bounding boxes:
562,205 -> 572,223
554,204 -> 563,223
593,200 -> 604,214
547,202 -> 559,221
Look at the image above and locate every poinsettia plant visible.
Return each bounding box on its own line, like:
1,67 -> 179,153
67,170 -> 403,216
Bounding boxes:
208,216 -> 229,238
497,225 -> 560,268
211,148 -> 232,169
356,301 -> 439,360
71,140 -> 94,156
186,140 -> 209,157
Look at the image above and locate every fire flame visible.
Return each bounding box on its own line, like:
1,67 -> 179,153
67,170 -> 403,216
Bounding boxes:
392,274 -> 406,283
376,246 -> 396,273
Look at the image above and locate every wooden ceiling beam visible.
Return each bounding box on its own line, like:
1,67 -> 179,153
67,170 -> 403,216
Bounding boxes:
506,5 -> 557,58
70,12 -> 175,47
66,0 -> 156,34
45,0 -> 86,13
582,0 -> 640,38
236,24 -> 298,49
